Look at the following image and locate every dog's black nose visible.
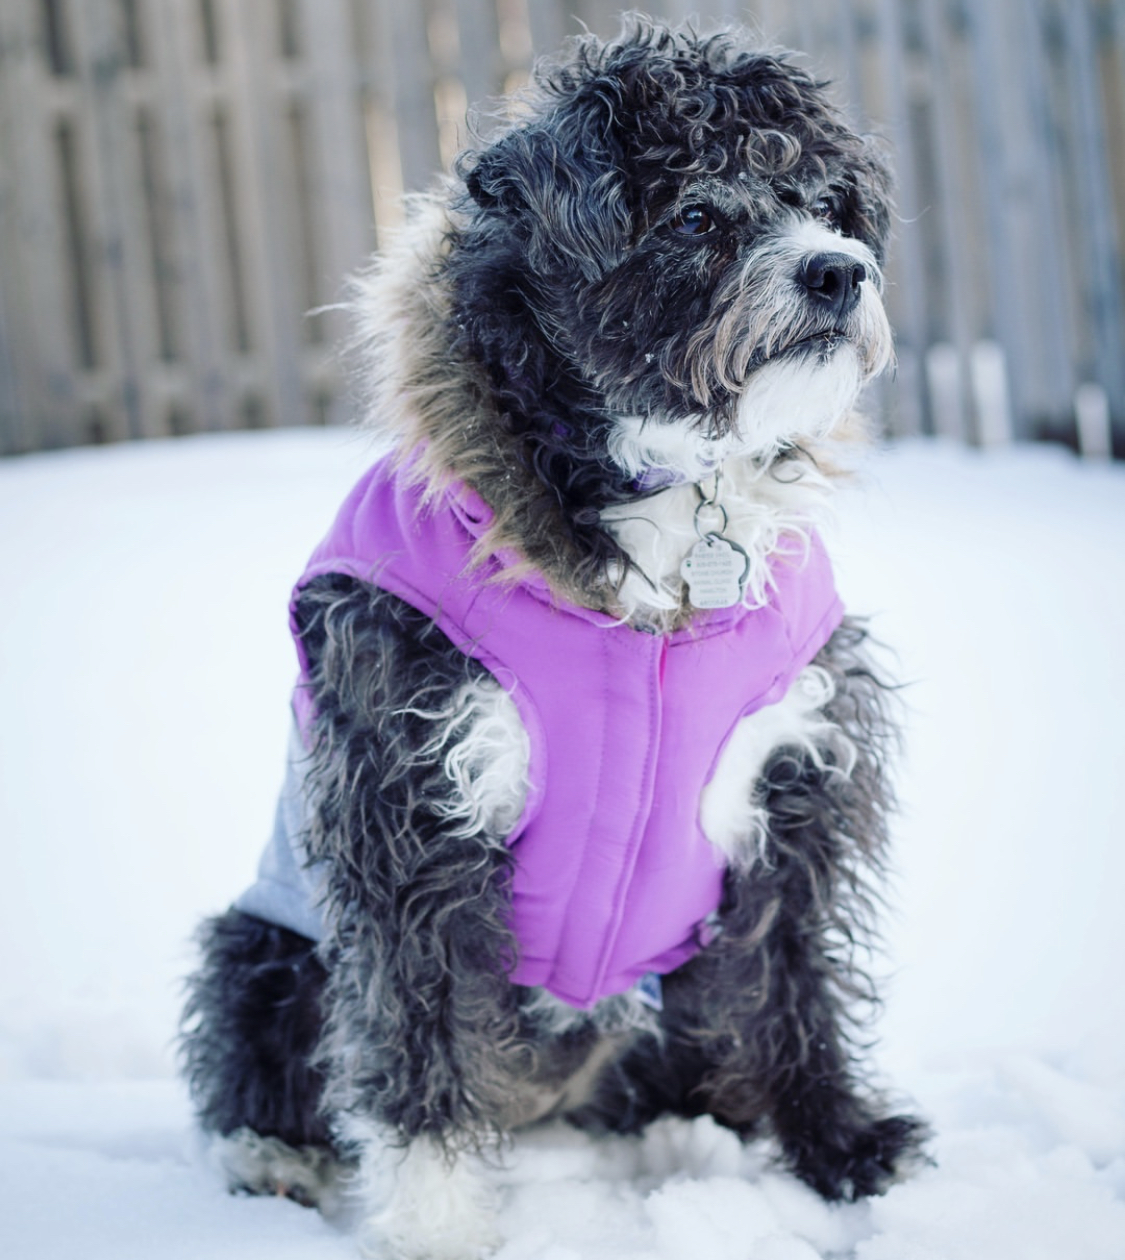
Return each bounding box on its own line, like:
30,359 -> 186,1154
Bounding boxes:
798,253 -> 867,320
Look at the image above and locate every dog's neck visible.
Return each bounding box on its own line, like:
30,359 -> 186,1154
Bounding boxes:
599,447 -> 834,631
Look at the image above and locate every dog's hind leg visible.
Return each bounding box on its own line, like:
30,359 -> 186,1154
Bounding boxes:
180,908 -> 349,1212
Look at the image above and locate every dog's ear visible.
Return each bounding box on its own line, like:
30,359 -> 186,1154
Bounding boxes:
462,140 -> 524,212
460,118 -> 632,282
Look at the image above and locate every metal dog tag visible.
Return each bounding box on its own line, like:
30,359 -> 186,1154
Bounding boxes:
681,535 -> 749,609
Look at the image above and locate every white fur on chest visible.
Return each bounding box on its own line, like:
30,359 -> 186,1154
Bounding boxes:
699,664 -> 852,869
599,451 -> 831,626
422,678 -> 531,842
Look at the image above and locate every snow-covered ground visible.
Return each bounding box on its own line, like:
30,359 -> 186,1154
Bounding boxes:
1,429 -> 1123,1258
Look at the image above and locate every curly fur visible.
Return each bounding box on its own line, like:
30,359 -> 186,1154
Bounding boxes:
181,909 -> 331,1149
180,18 -> 927,1255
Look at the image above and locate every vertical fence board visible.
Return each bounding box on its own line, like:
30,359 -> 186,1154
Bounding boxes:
524,0 -> 570,60
222,0 -> 304,426
70,0 -> 163,440
385,1 -> 444,193
964,2 -> 1022,442
149,0 -> 234,434
829,0 -> 864,130
453,0 -> 503,123
352,0 -> 407,244
1104,4 -> 1125,400
494,0 -> 535,88
299,0 -> 377,382
916,0 -> 977,442
872,0 -> 927,438
1061,0 -> 1125,418
63,0 -> 124,439
1036,0 -> 1090,445
0,0 -> 86,449
988,1 -> 1074,436
0,1 -> 35,452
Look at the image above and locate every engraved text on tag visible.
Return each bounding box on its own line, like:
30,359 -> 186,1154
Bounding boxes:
681,536 -> 747,609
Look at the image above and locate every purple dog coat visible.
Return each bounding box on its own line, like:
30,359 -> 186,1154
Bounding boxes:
238,455 -> 844,1009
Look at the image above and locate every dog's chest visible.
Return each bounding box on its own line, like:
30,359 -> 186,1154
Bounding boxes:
598,463 -> 830,629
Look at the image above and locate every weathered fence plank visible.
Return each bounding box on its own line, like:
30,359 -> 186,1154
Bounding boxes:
524,0 -> 571,63
70,0 -> 156,441
917,0 -> 976,443
299,0 -> 377,412
966,2 -> 1021,444
0,0 -> 83,449
1060,0 -> 1125,420
453,0 -> 505,127
383,1 -> 444,196
223,0 -> 305,428
352,0 -> 408,244
996,0 -> 1074,438
871,0 -> 926,438
150,0 -> 235,435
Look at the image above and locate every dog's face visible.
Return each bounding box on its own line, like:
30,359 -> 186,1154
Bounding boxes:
457,26 -> 894,483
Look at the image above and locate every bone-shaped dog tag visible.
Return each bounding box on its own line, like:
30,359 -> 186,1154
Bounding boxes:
681,535 -> 748,609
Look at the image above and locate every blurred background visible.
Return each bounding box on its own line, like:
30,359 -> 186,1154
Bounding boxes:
0,0 -> 1122,460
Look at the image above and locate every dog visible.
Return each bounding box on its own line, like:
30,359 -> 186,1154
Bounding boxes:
181,20 -> 927,1257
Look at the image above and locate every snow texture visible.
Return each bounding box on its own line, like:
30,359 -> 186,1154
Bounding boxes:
1,429 -> 1123,1258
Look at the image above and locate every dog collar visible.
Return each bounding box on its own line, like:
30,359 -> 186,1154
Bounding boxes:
629,466 -> 692,494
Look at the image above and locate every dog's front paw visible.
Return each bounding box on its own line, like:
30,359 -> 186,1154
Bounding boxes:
357,1137 -> 501,1260
788,1113 -> 931,1202
207,1127 -> 348,1214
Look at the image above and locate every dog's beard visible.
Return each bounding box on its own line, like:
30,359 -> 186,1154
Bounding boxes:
607,343 -> 864,484
733,340 -> 865,459
607,339 -> 876,484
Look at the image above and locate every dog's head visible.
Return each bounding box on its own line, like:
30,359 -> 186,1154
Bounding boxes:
451,21 -> 893,487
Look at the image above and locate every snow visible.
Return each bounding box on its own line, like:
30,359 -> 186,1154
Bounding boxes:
1,429 -> 1123,1258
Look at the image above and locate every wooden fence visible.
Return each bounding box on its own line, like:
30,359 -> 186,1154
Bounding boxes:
0,0 -> 1122,457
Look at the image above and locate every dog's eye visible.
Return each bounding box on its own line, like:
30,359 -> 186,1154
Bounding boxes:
670,205 -> 716,237
811,197 -> 841,227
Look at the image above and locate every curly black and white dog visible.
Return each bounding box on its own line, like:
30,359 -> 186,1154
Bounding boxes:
181,20 -> 927,1257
